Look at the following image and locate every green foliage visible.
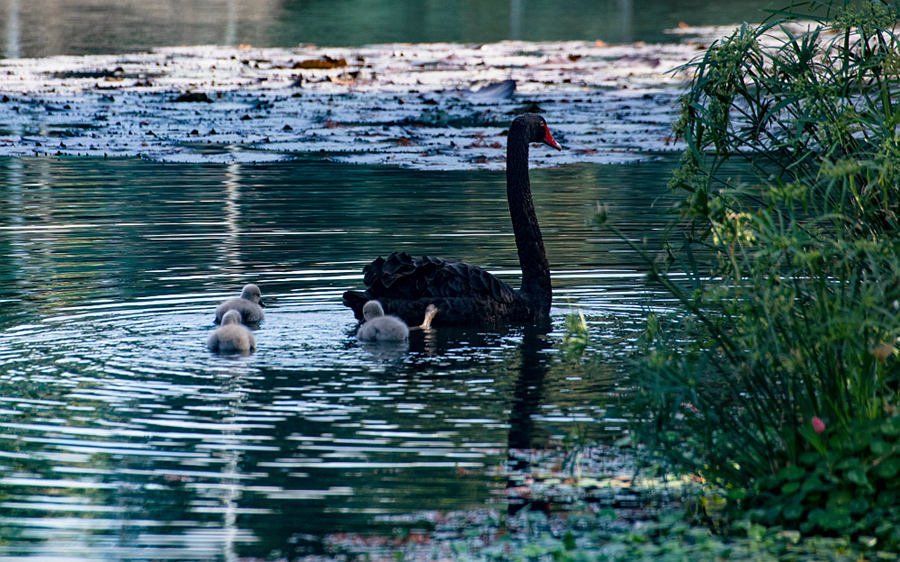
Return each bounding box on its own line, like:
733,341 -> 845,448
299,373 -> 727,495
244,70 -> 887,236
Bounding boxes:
456,510 -> 885,561
748,417 -> 899,545
671,0 -> 900,233
622,0 -> 900,547
562,309 -> 590,357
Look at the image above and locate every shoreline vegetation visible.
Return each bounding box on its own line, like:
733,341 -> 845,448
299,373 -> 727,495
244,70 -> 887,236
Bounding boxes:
632,0 -> 898,546
633,0 -> 898,547
321,1 -> 898,559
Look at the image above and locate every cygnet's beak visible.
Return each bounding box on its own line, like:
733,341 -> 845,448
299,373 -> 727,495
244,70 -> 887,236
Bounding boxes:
259,299 -> 267,308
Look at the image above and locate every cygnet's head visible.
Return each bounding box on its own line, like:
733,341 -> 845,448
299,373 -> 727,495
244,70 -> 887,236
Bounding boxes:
362,300 -> 385,321
221,309 -> 243,326
240,284 -> 264,305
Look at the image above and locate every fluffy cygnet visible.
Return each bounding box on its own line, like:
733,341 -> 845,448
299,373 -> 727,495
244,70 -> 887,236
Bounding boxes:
215,284 -> 265,324
357,301 -> 438,342
208,310 -> 256,354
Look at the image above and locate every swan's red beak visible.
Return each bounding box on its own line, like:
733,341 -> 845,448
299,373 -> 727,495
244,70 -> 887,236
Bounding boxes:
543,126 -> 562,151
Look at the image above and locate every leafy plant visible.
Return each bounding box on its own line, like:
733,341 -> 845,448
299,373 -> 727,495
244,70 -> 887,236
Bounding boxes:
562,309 -> 590,357
749,416 -> 899,542
620,0 -> 900,546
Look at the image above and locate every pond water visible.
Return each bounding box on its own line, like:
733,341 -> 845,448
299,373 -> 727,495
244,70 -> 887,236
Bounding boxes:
0,0 -> 776,58
0,0 -> 778,556
0,155 -> 681,558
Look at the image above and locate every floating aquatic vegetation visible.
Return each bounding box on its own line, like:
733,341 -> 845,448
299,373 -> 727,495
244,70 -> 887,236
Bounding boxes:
173,91 -> 213,103
0,23 -> 792,169
292,55 -> 349,69
0,37 -> 722,168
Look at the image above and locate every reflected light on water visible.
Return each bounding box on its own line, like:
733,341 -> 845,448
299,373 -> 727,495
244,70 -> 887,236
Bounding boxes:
0,0 -> 775,58
222,160 -> 243,271
4,0 -> 19,59
0,155 -> 687,558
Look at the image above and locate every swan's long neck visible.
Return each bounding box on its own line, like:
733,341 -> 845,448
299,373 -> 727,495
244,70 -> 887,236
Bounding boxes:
506,125 -> 551,314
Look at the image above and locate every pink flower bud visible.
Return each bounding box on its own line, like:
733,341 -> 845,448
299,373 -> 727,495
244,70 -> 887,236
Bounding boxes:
811,416 -> 825,434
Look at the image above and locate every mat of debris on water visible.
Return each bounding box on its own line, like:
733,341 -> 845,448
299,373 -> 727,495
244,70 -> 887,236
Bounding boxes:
0,27 -> 738,169
311,445 -> 693,561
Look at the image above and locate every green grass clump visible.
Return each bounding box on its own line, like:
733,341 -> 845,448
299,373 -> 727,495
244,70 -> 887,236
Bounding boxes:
622,0 -> 900,548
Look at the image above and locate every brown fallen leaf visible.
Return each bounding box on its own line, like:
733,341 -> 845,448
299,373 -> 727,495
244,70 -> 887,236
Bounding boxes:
293,55 -> 348,69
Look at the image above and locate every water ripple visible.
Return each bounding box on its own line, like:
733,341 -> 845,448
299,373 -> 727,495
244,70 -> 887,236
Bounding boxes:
0,155 -> 683,558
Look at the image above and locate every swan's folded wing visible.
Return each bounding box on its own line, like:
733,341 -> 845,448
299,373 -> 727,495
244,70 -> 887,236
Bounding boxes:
362,252 -> 517,303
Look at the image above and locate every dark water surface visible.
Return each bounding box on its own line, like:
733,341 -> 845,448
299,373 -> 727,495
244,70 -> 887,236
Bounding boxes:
0,0 -> 777,58
0,155 -> 680,558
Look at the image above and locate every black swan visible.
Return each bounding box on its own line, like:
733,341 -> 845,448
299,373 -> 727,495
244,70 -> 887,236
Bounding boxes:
343,114 -> 561,327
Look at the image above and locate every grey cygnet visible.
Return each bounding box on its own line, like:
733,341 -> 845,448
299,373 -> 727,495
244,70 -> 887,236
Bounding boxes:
357,301 -> 438,342
215,283 -> 265,324
208,310 -> 256,354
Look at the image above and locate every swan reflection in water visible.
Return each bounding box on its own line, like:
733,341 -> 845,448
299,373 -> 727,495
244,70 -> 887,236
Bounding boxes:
506,327 -> 554,516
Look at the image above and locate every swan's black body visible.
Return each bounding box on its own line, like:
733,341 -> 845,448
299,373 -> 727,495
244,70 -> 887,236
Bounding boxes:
343,253 -> 531,326
343,114 -> 560,327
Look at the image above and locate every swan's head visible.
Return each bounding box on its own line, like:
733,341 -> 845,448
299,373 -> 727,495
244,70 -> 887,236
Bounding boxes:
221,309 -> 243,326
240,284 -> 265,306
512,113 -> 562,151
362,300 -> 385,321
